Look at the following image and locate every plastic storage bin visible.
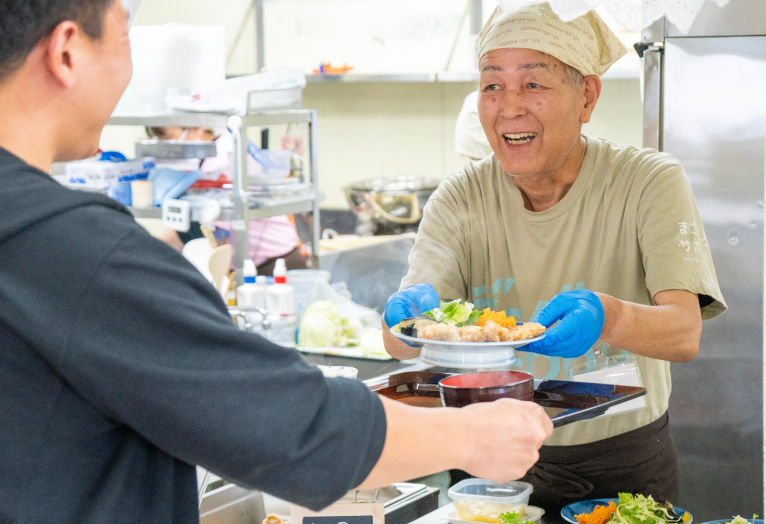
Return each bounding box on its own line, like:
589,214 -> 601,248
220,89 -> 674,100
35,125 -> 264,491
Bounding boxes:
251,149 -> 292,177
448,479 -> 533,522
287,269 -> 331,320
65,158 -> 154,190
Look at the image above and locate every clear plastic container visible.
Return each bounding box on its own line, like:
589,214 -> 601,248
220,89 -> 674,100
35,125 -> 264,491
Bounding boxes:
448,479 -> 533,523
286,269 -> 331,320
248,149 -> 292,178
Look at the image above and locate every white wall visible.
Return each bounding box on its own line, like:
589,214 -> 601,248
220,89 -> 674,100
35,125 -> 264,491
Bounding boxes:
301,78 -> 643,209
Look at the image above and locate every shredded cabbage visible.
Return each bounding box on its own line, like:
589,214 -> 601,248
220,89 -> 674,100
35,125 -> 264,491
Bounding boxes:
611,494 -> 686,524
728,516 -> 759,524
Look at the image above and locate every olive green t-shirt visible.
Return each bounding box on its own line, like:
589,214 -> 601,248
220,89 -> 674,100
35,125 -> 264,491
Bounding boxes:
401,135 -> 726,446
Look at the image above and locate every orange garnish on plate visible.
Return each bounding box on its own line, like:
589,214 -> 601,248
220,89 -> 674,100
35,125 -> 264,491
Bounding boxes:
575,501 -> 617,524
476,309 -> 517,328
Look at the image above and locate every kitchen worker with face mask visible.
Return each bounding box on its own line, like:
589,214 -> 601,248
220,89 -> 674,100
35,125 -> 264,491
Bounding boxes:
147,125 -> 308,275
383,2 -> 726,511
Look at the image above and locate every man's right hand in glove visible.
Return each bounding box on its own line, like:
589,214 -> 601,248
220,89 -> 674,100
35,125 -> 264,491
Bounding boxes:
382,283 -> 440,359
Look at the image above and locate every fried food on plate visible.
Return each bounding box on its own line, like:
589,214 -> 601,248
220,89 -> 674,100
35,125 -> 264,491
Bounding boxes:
458,325 -> 484,342
498,326 -> 513,342
404,299 -> 545,343
511,322 -> 545,340
415,320 -> 544,343
481,320 -> 502,342
419,323 -> 461,341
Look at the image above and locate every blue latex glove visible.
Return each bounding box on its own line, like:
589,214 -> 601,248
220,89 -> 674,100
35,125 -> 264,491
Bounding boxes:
524,290 -> 605,358
384,284 -> 440,329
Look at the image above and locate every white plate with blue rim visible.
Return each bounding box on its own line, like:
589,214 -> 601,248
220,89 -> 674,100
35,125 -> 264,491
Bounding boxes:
560,499 -> 692,524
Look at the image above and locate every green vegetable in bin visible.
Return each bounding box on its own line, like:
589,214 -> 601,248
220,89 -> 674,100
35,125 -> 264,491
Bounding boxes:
298,301 -> 362,348
297,303 -> 338,347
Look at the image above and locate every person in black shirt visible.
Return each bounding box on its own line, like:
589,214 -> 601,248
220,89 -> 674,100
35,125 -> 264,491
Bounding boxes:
0,1 -> 553,523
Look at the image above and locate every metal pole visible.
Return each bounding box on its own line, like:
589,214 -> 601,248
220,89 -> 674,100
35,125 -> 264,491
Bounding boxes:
309,110 -> 320,268
227,115 -> 250,285
470,0 -> 482,67
445,0 -> 473,71
640,44 -> 664,152
255,0 -> 265,72
470,0 -> 482,33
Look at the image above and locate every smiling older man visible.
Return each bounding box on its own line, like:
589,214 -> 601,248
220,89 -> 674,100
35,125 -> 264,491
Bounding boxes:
383,2 -> 726,510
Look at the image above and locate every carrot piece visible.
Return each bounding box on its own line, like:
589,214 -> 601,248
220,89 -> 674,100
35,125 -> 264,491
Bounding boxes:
476,309 -> 517,328
575,501 -> 617,524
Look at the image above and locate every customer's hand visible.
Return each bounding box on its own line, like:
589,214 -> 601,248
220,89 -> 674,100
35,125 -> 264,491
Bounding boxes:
459,399 -> 553,482
383,284 -> 440,329
525,290 -> 605,358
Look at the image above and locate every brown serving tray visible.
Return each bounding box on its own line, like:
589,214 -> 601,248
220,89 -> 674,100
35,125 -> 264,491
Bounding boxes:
368,371 -> 647,427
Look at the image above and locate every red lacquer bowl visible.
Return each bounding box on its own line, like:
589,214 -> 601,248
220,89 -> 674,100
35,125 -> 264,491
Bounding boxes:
439,371 -> 534,408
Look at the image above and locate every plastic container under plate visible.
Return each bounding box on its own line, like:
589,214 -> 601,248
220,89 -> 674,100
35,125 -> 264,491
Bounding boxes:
448,479 -> 533,523
419,343 -> 516,369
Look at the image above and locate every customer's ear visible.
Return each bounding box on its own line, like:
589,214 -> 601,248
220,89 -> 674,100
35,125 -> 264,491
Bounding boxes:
45,21 -> 86,88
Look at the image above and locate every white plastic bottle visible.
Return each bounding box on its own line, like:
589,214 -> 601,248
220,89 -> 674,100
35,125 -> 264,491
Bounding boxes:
266,259 -> 295,315
236,259 -> 260,309
266,259 -> 296,347
253,275 -> 268,309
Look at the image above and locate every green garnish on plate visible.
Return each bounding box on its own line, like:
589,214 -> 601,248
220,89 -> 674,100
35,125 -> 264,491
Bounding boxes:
423,299 -> 481,327
498,511 -> 535,524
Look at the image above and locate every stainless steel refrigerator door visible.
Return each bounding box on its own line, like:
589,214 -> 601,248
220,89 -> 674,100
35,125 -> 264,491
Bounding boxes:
665,0 -> 766,37
663,36 -> 766,518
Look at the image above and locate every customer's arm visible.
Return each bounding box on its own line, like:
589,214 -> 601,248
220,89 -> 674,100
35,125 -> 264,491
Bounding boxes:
358,396 -> 552,489
53,211 -> 549,512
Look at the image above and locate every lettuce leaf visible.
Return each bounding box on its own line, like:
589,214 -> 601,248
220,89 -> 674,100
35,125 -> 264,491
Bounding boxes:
612,493 -> 676,524
423,300 -> 479,326
459,308 -> 482,327
498,512 -> 534,524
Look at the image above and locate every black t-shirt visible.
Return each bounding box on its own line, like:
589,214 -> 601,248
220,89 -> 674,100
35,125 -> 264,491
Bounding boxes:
0,148 -> 386,523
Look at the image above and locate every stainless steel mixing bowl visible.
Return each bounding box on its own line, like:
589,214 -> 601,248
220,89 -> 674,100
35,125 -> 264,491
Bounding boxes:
344,176 -> 441,235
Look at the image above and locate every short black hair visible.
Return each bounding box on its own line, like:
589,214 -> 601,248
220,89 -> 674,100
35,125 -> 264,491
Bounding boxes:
0,0 -> 114,82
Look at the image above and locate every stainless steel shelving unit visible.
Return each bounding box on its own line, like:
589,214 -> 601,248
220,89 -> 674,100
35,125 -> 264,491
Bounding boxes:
107,109 -> 320,284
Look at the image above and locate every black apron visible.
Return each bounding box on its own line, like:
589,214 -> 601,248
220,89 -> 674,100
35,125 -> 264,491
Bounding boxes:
521,412 -> 679,515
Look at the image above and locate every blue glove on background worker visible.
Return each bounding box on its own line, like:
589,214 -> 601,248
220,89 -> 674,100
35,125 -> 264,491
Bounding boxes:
384,283 -> 440,328
525,290 -> 605,358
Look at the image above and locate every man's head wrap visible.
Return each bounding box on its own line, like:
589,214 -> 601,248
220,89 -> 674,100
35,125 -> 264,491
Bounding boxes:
476,2 -> 627,77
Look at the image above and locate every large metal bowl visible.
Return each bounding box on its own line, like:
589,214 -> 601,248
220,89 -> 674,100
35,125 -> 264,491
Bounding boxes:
344,176 -> 440,235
